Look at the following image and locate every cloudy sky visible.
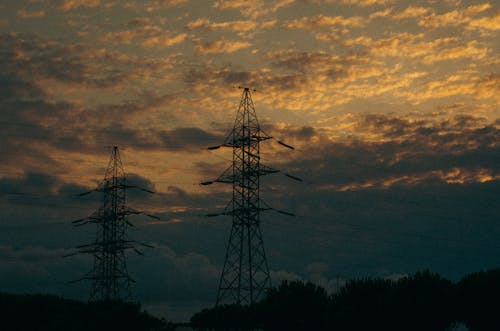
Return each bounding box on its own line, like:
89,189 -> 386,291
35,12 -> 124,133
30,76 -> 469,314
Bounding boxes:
0,0 -> 498,322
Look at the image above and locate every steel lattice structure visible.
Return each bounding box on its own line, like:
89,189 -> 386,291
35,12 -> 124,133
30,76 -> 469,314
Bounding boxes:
69,146 -> 155,301
203,88 -> 300,306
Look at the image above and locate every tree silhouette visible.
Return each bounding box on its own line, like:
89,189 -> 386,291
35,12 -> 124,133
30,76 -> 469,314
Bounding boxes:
190,304 -> 257,331
258,280 -> 329,331
189,270 -> 500,331
390,270 -> 456,331
0,293 -> 173,331
457,269 -> 500,331
328,277 -> 394,330
328,271 -> 456,330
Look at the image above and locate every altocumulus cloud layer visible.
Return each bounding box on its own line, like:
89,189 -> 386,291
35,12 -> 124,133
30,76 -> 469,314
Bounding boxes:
0,0 -> 498,321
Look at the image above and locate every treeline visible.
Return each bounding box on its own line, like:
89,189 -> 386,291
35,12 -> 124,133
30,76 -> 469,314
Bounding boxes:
0,293 -> 174,331
191,269 -> 500,331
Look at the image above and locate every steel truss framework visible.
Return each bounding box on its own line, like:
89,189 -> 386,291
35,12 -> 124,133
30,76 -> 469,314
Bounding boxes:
70,146 -> 155,301
203,88 -> 300,306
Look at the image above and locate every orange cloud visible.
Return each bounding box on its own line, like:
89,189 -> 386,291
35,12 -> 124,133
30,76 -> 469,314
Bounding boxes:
58,0 -> 101,12
331,168 -> 500,191
474,74 -> 500,102
186,18 -> 258,32
140,33 -> 187,48
393,6 -> 431,20
467,12 -> 500,31
195,39 -> 252,54
343,33 -> 459,60
309,0 -> 391,7
156,0 -> 189,6
16,9 -> 45,18
213,0 -> 294,19
344,0 -> 390,6
422,41 -> 489,64
314,29 -> 349,42
418,3 -> 492,28
124,0 -> 188,10
100,24 -> 190,48
283,15 -> 364,30
369,8 -> 393,20
394,72 -> 498,104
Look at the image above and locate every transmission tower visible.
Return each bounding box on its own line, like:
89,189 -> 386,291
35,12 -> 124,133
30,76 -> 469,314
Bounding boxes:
67,146 -> 156,301
202,87 -> 301,306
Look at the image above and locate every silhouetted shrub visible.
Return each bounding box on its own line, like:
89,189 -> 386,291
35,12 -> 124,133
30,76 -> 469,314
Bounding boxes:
0,293 -> 173,331
457,269 -> 500,331
191,304 -> 257,331
258,281 -> 329,331
391,270 -> 456,331
189,270 -> 500,331
328,278 -> 394,330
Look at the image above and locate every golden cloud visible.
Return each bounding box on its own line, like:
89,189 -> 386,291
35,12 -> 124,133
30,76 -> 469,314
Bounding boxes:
309,0 -> 391,7
394,72 -> 498,104
418,3 -> 492,28
195,39 -> 252,55
393,6 -> 431,20
283,14 -> 364,30
186,18 -> 258,32
16,9 -> 46,18
422,41 -> 489,64
369,8 -> 393,20
213,0 -> 294,19
140,33 -> 187,48
58,0 -> 101,12
467,12 -> 500,31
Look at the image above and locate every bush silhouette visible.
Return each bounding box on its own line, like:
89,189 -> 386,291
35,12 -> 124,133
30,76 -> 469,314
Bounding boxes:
457,269 -> 500,331
191,304 -> 258,331
390,271 -> 456,331
0,293 -> 173,331
189,269 -> 500,331
258,280 -> 329,331
328,277 -> 394,330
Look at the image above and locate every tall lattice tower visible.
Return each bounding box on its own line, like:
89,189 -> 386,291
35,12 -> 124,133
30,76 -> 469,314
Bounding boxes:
202,88 -> 300,306
68,146 -> 155,301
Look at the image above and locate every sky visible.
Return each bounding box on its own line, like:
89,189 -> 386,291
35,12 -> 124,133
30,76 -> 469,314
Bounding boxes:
0,0 -> 499,322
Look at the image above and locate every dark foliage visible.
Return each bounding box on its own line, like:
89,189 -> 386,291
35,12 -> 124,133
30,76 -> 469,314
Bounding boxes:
0,293 -> 174,331
191,304 -> 258,331
190,269 -> 500,331
391,271 -> 456,331
328,277 -> 395,330
329,271 -> 456,330
457,269 -> 500,331
258,281 -> 329,331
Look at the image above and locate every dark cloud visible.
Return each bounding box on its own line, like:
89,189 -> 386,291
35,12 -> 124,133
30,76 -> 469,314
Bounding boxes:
274,113 -> 500,190
181,54 -> 358,96
217,69 -> 253,85
0,172 -> 58,194
74,126 -> 225,152
0,74 -> 44,100
0,245 -> 88,297
157,127 -> 224,151
263,50 -> 369,73
285,125 -> 318,140
0,46 -> 212,155
1,33 -> 83,82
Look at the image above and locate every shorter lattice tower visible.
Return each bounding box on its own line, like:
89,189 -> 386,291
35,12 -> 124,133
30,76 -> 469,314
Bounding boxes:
202,88 -> 301,306
68,146 -> 156,301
